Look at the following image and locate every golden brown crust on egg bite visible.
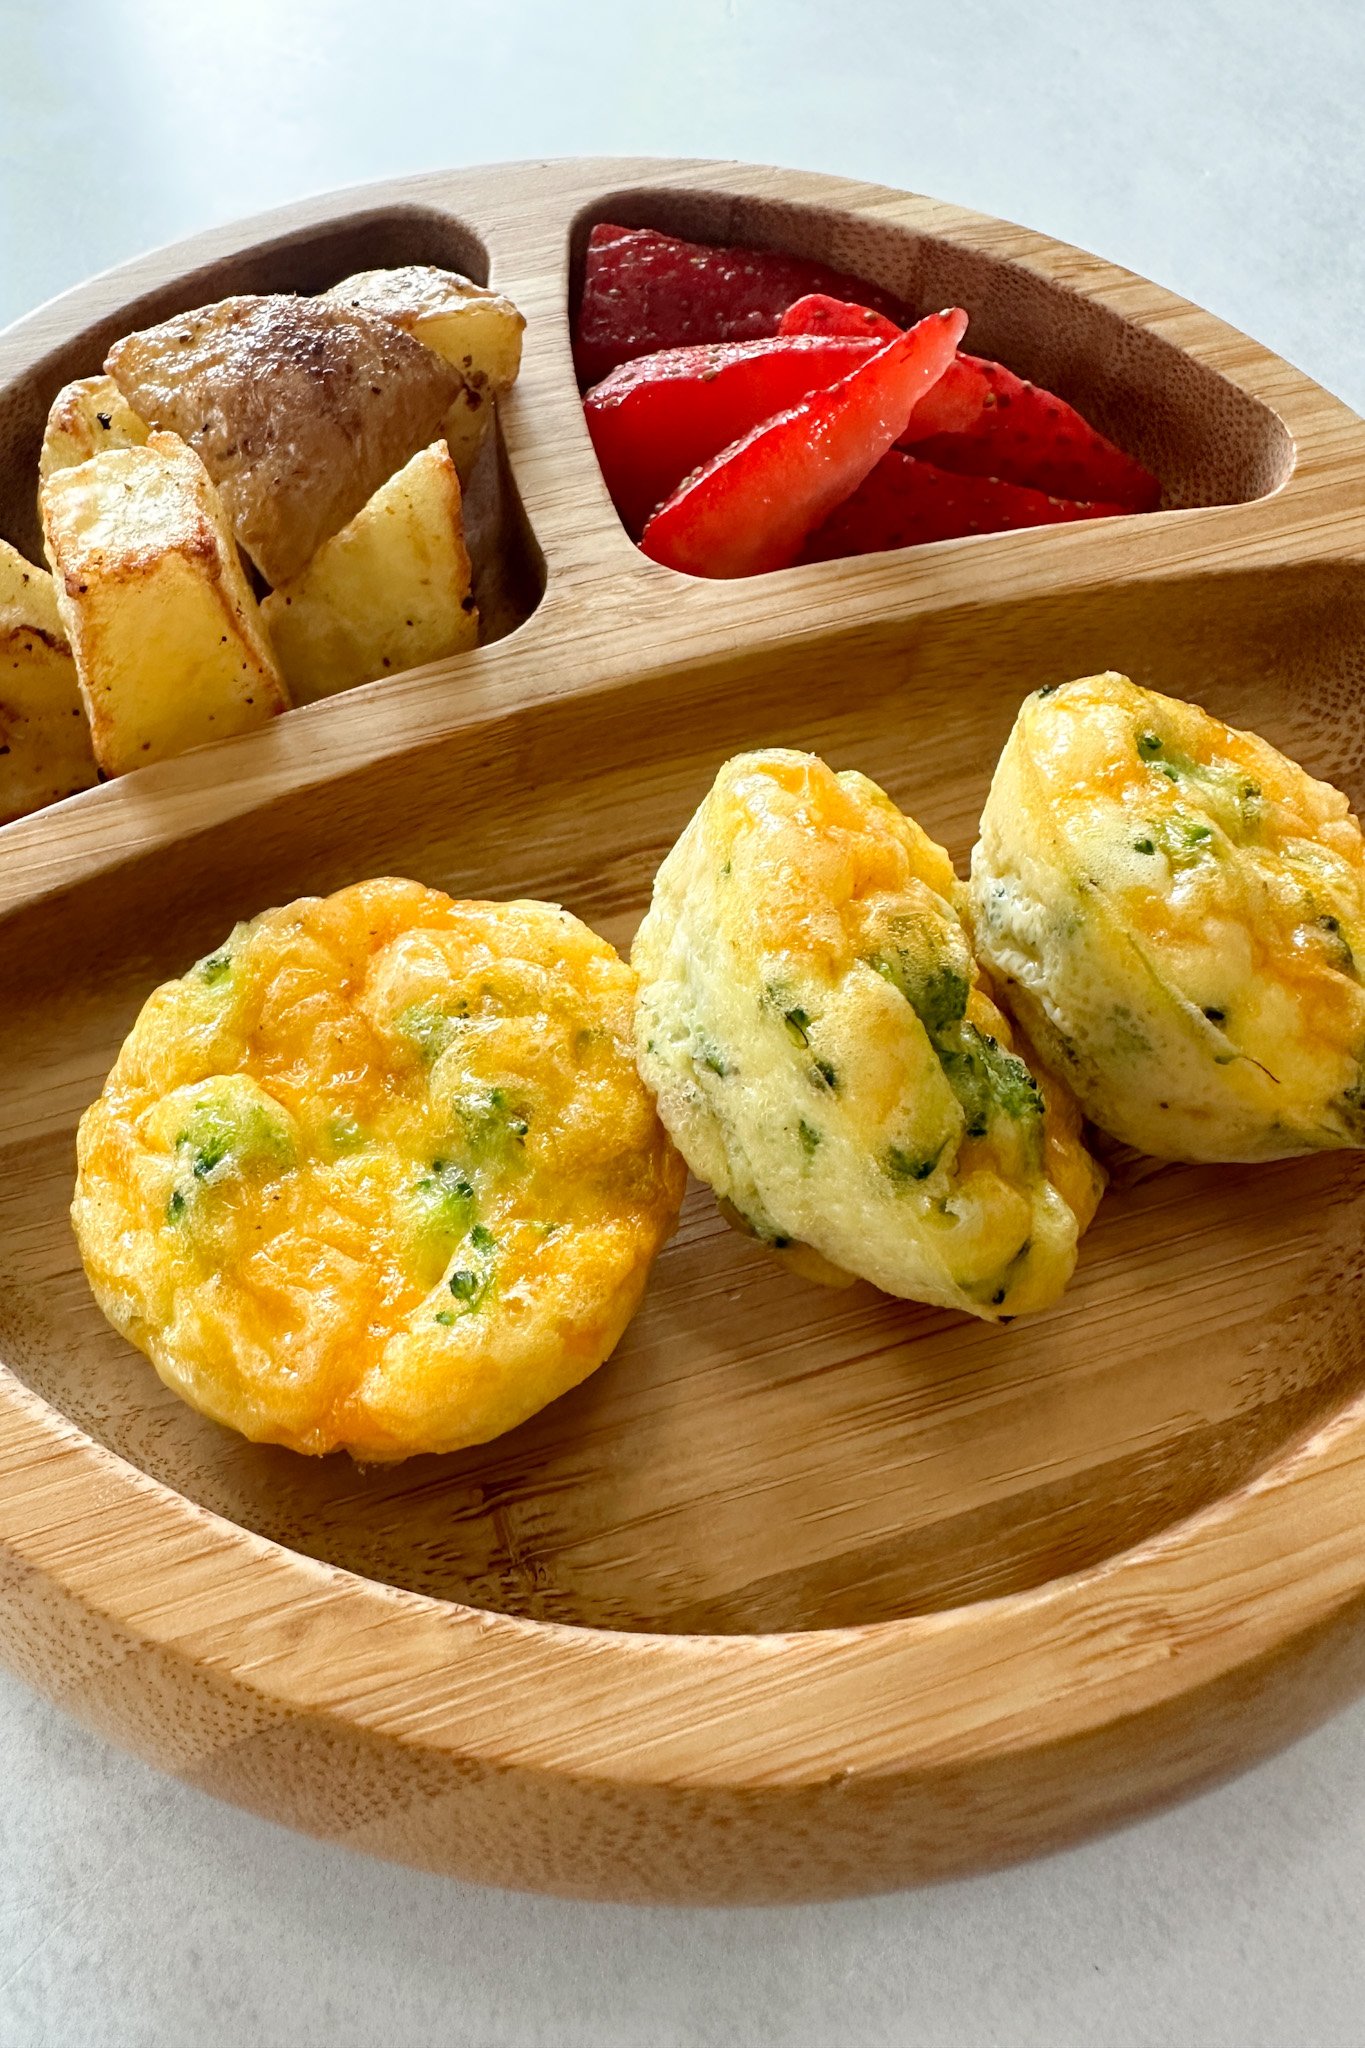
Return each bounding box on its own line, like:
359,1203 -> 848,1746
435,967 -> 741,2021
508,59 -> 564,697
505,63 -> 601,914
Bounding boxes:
971,672 -> 1365,1162
632,749 -> 1103,1322
72,878 -> 686,1460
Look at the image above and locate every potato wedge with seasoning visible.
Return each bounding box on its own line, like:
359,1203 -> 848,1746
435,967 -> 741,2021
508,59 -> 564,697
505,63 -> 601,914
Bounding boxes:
633,748 -> 1103,1321
41,431 -> 289,777
105,294 -> 462,586
262,440 -> 478,703
38,374 -> 149,485
324,265 -> 525,479
324,266 -> 525,389
971,672 -> 1365,1161
0,536 -> 98,823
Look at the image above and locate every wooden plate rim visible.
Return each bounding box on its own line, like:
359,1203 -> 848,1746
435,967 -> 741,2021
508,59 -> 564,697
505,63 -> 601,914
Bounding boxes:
3,158 -> 1365,1804
3,155 -> 1363,919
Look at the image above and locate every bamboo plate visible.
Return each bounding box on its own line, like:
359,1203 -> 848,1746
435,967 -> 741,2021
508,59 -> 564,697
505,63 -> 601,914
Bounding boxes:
4,157 -> 1365,1907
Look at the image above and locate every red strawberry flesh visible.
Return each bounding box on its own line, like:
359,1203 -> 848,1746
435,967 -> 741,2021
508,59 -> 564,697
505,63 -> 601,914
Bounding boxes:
640,310 -> 968,578
574,224 -> 910,384
802,450 -> 1128,560
585,335 -> 878,534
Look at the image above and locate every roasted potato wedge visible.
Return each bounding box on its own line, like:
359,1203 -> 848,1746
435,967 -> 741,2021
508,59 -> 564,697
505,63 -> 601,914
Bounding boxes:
325,266 -> 525,479
40,431 -> 289,777
106,294 -> 462,586
0,536 -> 98,823
38,375 -> 149,483
325,264 -> 524,391
262,440 -> 477,702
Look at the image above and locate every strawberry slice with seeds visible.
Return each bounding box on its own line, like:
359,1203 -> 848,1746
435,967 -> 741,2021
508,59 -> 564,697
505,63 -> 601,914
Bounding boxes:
904,354 -> 1161,510
802,450 -> 1128,560
640,309 -> 968,578
780,296 -> 1160,511
778,294 -> 904,344
574,224 -> 909,384
585,335 -> 878,534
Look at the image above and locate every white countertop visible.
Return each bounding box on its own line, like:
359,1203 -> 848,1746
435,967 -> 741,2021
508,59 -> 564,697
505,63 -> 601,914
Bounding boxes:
4,2 -> 1365,2040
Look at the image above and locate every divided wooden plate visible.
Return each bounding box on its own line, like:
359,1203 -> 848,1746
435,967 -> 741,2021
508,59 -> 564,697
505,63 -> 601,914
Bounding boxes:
4,157 -> 1365,1906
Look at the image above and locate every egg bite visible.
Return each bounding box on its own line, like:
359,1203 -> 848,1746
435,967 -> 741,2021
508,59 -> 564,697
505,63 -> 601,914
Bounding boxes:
72,878 -> 686,1459
971,672 -> 1365,1162
632,749 -> 1103,1321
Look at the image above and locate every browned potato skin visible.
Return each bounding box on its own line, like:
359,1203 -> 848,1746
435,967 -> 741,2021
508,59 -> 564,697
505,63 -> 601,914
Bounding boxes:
106,295 -> 462,587
324,266 -> 525,480
325,266 -> 525,394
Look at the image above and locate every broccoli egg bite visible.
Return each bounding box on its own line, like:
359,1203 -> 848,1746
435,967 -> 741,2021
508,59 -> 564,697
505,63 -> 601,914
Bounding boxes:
632,749 -> 1103,1321
971,672 -> 1365,1162
72,878 -> 686,1459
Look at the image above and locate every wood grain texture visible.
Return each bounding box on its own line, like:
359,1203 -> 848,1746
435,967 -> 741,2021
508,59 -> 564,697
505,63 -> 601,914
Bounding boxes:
4,158 -> 1365,1903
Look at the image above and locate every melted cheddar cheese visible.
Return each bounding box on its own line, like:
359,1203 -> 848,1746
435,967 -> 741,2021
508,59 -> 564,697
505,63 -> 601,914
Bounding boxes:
73,877 -> 685,1458
633,749 -> 1102,1321
972,673 -> 1365,1160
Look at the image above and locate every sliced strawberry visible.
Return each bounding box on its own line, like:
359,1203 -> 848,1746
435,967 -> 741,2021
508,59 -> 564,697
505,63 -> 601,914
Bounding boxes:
573,224 -> 909,384
585,336 -> 879,535
778,294 -> 904,343
779,296 -> 1161,511
899,353 -> 987,435
905,354 -> 1161,510
802,451 -> 1127,560
640,310 -> 968,579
